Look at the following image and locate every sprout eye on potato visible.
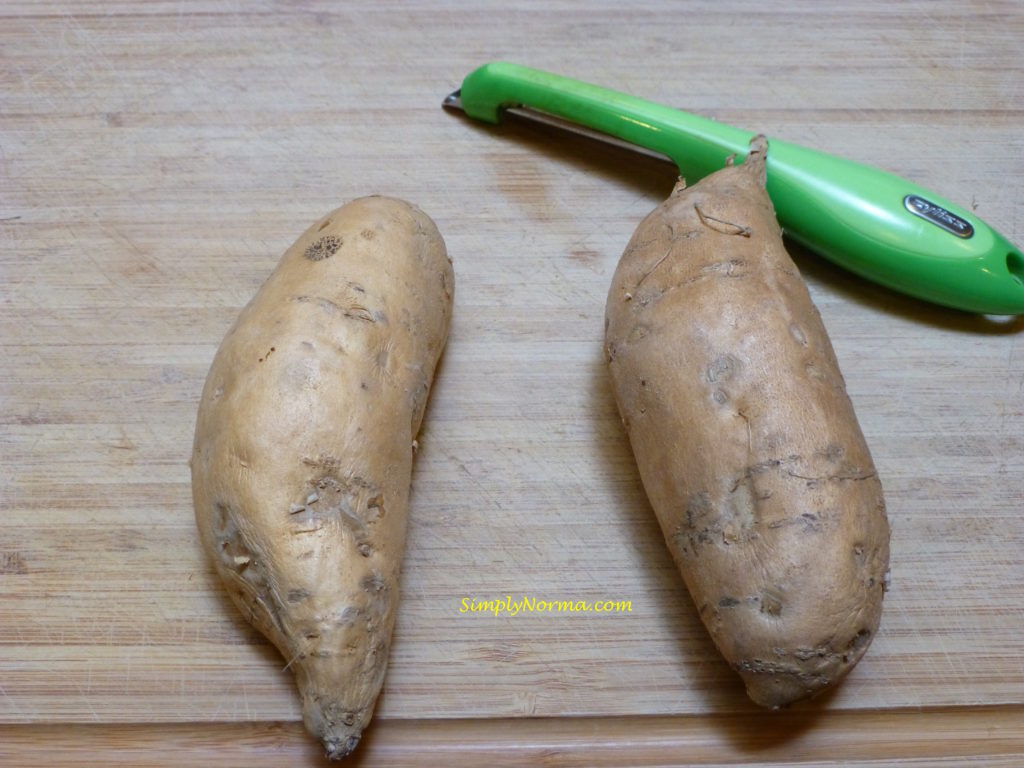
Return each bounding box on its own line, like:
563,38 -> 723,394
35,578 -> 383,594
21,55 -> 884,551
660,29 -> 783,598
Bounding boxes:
604,138 -> 890,707
191,196 -> 453,759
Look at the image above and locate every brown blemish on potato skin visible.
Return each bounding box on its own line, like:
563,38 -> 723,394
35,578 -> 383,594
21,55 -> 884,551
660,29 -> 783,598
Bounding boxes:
604,140 -> 889,709
305,234 -> 342,261
707,353 -> 741,383
760,589 -> 783,617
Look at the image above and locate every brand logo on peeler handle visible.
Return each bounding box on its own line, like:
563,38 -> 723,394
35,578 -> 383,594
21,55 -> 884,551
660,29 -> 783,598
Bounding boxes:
904,195 -> 974,238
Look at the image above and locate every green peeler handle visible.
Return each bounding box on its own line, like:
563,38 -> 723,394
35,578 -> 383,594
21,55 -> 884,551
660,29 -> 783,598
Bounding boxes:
458,62 -> 1024,315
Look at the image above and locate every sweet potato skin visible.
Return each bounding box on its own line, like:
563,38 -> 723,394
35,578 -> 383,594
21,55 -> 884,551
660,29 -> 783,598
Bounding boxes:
604,143 -> 889,707
191,196 -> 453,757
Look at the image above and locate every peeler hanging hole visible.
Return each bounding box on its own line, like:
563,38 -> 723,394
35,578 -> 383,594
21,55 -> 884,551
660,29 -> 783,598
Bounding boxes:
1007,250 -> 1024,286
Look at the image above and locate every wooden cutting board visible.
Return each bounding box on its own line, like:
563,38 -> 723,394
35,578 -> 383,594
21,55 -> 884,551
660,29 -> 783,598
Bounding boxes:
2,1 -> 1023,764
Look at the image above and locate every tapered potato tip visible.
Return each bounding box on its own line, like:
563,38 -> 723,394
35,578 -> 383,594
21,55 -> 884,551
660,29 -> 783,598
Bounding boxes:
323,734 -> 361,761
742,667 -> 826,709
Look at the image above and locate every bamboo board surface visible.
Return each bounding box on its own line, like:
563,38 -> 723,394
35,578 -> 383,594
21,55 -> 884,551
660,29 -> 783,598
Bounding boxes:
2,1 -> 1023,765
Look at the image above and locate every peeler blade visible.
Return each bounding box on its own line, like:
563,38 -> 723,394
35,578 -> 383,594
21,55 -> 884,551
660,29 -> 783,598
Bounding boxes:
443,89 -> 675,165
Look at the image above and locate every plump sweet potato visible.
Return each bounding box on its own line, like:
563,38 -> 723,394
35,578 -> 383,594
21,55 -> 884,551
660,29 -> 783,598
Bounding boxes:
191,196 -> 453,758
604,139 -> 889,707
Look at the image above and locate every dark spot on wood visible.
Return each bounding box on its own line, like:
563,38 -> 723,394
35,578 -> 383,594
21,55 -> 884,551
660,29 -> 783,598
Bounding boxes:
1,552 -> 28,575
110,529 -> 144,552
569,248 -> 601,265
718,596 -> 740,608
288,589 -> 311,603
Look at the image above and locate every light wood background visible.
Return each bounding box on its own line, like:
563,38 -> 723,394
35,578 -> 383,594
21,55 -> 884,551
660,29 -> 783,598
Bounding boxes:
2,1 -> 1023,765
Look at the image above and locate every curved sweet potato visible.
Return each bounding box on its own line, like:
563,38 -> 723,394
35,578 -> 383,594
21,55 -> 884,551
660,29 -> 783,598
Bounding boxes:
191,196 -> 453,757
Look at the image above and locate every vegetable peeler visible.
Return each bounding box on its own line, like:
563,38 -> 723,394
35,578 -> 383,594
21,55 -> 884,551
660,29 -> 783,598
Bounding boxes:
444,62 -> 1024,315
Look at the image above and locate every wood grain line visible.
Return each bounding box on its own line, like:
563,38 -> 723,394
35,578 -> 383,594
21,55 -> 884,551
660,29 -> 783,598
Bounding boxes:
2,706 -> 1023,767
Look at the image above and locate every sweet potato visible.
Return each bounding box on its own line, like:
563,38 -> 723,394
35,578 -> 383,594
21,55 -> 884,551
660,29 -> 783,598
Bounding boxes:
191,196 -> 453,757
604,139 -> 889,707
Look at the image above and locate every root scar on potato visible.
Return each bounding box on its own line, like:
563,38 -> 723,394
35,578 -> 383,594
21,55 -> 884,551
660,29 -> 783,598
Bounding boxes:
192,196 -> 453,758
605,137 -> 889,708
